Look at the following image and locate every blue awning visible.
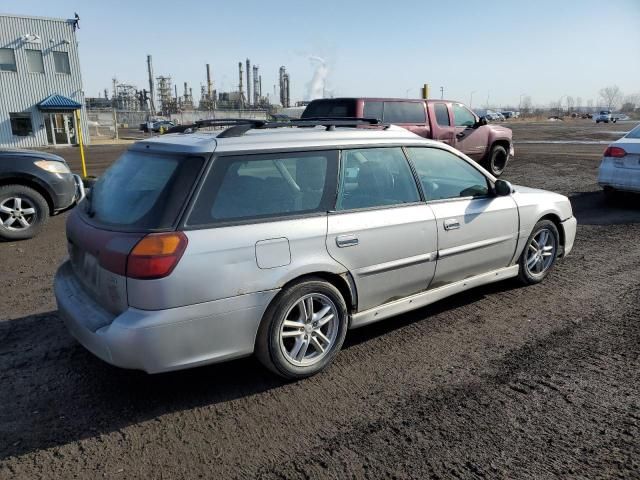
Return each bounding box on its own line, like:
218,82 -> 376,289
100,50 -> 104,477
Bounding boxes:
38,94 -> 82,111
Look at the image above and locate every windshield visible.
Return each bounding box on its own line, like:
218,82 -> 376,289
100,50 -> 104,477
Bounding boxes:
84,151 -> 204,230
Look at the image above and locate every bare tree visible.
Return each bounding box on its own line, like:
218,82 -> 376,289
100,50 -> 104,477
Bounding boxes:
621,93 -> 640,112
599,85 -> 623,110
587,99 -> 594,112
576,96 -> 583,112
566,96 -> 575,113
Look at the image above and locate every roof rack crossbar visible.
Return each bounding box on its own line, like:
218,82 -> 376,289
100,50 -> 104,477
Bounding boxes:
165,117 -> 389,137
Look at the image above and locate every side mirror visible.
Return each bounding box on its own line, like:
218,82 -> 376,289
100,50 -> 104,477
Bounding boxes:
494,179 -> 513,196
474,116 -> 488,128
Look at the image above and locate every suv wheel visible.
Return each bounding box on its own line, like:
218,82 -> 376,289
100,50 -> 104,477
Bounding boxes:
256,278 -> 348,379
517,220 -> 559,285
0,185 -> 49,241
484,144 -> 509,177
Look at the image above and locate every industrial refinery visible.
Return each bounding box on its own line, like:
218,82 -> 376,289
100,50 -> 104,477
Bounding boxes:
85,54 -> 296,119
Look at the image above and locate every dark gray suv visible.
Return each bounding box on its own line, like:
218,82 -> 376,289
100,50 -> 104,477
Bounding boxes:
0,149 -> 84,240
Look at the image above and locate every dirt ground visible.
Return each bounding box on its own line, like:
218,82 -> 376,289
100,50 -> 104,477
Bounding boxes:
0,121 -> 639,479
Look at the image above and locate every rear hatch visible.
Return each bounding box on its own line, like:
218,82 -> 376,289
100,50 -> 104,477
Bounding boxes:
67,149 -> 206,316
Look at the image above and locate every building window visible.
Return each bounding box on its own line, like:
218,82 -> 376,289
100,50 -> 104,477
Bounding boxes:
26,50 -> 45,73
10,113 -> 33,136
0,48 -> 17,71
53,51 -> 71,74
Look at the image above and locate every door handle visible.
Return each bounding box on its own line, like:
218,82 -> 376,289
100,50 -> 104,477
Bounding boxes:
443,219 -> 461,231
456,132 -> 465,139
336,234 -> 359,248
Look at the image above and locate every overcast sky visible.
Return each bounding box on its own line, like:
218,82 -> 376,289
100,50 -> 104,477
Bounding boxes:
5,0 -> 640,108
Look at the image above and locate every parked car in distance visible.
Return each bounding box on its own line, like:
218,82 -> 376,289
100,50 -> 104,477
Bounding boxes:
595,110 -> 617,124
0,149 -> 84,240
301,98 -> 514,176
139,120 -> 176,132
55,119 -> 577,379
598,123 -> 640,198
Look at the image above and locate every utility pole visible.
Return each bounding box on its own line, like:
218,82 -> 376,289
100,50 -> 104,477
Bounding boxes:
112,77 -> 118,140
440,86 -> 444,99
470,90 -> 476,108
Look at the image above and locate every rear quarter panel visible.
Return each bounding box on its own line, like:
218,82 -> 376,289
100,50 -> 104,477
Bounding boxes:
127,216 -> 346,310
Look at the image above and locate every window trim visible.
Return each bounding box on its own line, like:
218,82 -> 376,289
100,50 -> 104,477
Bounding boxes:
182,149 -> 339,230
332,145 -> 424,213
403,145 -> 495,203
452,103 -> 478,128
9,112 -> 34,137
433,102 -> 452,127
52,50 -> 71,75
25,49 -> 45,74
0,47 -> 17,72
381,101 -> 427,125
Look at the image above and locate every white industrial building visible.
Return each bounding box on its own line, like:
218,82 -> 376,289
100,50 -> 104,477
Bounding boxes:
0,13 -> 89,148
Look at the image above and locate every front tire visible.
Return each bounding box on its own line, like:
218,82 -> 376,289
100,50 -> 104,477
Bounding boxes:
0,185 -> 49,241
517,220 -> 560,285
255,278 -> 348,379
483,144 -> 509,177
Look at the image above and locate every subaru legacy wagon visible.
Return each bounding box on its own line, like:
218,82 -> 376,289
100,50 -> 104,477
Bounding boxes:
55,119 -> 577,379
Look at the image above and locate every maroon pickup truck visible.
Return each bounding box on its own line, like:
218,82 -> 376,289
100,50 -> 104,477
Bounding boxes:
301,98 -> 514,176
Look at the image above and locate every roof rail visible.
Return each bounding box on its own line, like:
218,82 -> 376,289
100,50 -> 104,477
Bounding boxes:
165,117 -> 388,137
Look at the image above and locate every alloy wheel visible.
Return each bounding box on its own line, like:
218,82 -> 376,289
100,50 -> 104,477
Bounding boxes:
0,197 -> 36,231
525,228 -> 557,276
279,293 -> 339,367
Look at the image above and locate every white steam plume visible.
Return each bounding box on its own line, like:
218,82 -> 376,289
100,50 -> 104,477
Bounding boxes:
307,55 -> 329,100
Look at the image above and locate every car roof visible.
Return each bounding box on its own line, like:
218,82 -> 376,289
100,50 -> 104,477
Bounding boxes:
130,125 -> 447,155
307,97 -> 462,104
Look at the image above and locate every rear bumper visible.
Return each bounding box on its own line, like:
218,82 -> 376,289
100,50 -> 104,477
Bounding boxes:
598,159 -> 640,192
560,216 -> 577,257
55,261 -> 278,373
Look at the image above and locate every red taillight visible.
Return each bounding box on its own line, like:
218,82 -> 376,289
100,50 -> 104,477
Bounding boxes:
604,146 -> 627,158
126,232 -> 188,279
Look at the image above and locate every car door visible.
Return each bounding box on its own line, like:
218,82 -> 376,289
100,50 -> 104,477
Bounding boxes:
429,102 -> 455,146
405,146 -> 519,288
326,147 -> 438,311
452,103 -> 488,161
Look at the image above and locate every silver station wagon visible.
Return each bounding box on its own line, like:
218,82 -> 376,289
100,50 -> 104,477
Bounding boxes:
55,119 -> 577,379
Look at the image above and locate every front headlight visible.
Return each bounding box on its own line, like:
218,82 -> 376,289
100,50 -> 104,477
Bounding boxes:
34,160 -> 71,174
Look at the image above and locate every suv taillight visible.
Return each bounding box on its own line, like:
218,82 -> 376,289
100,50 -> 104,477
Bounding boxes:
604,146 -> 627,158
127,232 -> 188,279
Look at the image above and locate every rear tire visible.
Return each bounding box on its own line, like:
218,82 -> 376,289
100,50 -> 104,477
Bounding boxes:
517,220 -> 560,285
0,185 -> 49,241
255,278 -> 348,379
483,144 -> 509,177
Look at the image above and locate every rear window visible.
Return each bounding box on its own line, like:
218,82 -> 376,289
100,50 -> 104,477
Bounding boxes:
625,125 -> 640,139
187,151 -> 338,226
85,151 -> 204,230
301,100 -> 357,118
383,102 -> 426,124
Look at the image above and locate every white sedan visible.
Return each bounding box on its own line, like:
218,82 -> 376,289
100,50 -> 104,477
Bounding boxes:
598,123 -> 640,197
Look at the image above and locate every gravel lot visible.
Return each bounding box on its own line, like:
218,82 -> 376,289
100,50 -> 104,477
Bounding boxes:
1,121 -> 639,479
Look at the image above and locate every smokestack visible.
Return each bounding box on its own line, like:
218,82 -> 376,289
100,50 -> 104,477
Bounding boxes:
246,59 -> 251,108
285,73 -> 290,108
253,65 -> 259,106
184,82 -> 188,97
259,75 -> 262,98
206,64 -> 212,98
147,54 -> 155,114
238,62 -> 245,108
